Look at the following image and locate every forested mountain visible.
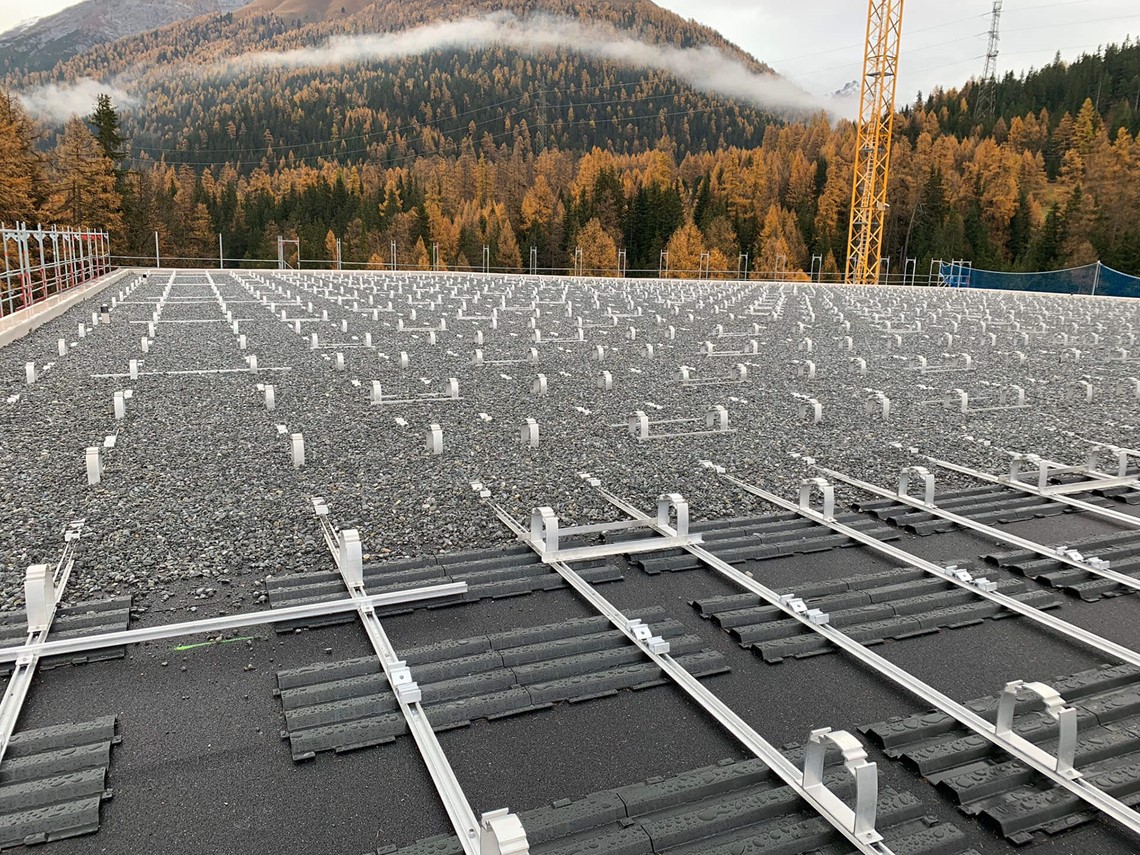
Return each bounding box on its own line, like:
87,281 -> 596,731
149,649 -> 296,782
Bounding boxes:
0,0 -> 248,74
920,39 -> 1140,144
11,0 -> 777,170
2,2 -> 1140,280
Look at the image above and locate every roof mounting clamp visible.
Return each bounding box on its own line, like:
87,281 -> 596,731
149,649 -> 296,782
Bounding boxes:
699,459 -> 727,475
946,565 -> 974,584
656,493 -> 689,536
807,609 -> 830,625
389,661 -> 421,705
997,680 -> 1080,779
803,727 -> 881,843
899,466 -> 935,507
24,564 -> 53,633
339,529 -> 363,587
480,809 -> 530,855
799,478 -> 836,522
627,619 -> 671,655
972,577 -> 998,593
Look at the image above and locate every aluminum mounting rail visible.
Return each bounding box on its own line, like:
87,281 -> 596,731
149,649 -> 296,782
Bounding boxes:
312,499 -> 526,855
586,474 -> 1140,842
928,455 -> 1140,528
815,464 -> 1140,595
0,584 -> 467,664
0,520 -> 84,767
709,466 -> 1140,669
474,483 -> 895,855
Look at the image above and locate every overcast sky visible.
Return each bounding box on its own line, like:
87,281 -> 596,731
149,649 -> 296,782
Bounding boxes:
0,0 -> 1137,98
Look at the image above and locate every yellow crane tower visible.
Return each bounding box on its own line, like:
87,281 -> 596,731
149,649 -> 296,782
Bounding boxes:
845,0 -> 905,285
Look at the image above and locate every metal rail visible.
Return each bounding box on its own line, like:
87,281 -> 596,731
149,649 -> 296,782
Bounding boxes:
711,467 -> 1140,669
586,475 -> 1140,841
0,521 -> 83,767
477,488 -> 895,855
816,464 -> 1140,594
928,455 -> 1140,528
0,584 -> 466,664
313,501 -> 517,855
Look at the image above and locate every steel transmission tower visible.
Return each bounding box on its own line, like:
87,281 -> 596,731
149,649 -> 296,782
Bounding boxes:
978,0 -> 1003,117
845,0 -> 905,285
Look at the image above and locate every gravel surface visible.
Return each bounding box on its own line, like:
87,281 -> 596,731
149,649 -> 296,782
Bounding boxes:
6,270 -> 1140,854
3,270 -> 1140,619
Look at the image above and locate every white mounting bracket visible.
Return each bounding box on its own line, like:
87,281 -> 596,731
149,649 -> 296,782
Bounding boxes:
996,680 -> 1080,779
426,424 -> 443,455
339,529 -> 363,587
799,477 -> 836,522
803,727 -> 880,842
657,493 -> 690,536
480,809 -> 529,855
24,564 -> 54,633
898,466 -> 935,507
86,446 -> 104,485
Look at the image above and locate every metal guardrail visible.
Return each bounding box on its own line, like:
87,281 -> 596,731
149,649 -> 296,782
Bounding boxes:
1,223 -> 111,318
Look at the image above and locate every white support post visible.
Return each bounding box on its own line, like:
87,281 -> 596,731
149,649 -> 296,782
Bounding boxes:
23,564 -> 54,633
339,529 -> 363,588
86,446 -> 103,485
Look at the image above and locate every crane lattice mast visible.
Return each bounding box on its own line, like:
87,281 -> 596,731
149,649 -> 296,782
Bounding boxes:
845,0 -> 905,285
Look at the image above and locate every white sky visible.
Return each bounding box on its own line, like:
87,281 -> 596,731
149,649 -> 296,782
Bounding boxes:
0,0 -> 1137,98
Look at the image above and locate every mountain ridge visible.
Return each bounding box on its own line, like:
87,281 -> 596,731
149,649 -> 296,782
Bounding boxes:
0,0 -> 248,74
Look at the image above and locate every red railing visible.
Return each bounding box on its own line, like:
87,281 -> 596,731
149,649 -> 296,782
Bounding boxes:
1,224 -> 111,318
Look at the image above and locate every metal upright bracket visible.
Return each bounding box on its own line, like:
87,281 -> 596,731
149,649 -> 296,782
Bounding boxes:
24,565 -> 54,633
800,398 -> 822,424
657,493 -> 690,536
898,466 -> 935,507
426,424 -> 443,455
86,446 -> 104,485
520,418 -> 539,448
339,529 -> 363,588
1088,444 -> 1130,479
864,390 -> 890,420
803,727 -> 880,842
480,809 -> 530,855
799,478 -> 836,522
996,681 -> 1080,780
530,507 -> 560,554
628,410 -> 650,440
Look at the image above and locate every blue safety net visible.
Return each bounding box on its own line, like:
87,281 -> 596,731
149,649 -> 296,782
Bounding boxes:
945,262 -> 1140,297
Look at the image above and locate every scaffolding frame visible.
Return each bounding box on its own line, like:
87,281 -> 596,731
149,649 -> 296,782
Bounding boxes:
1,223 -> 111,318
